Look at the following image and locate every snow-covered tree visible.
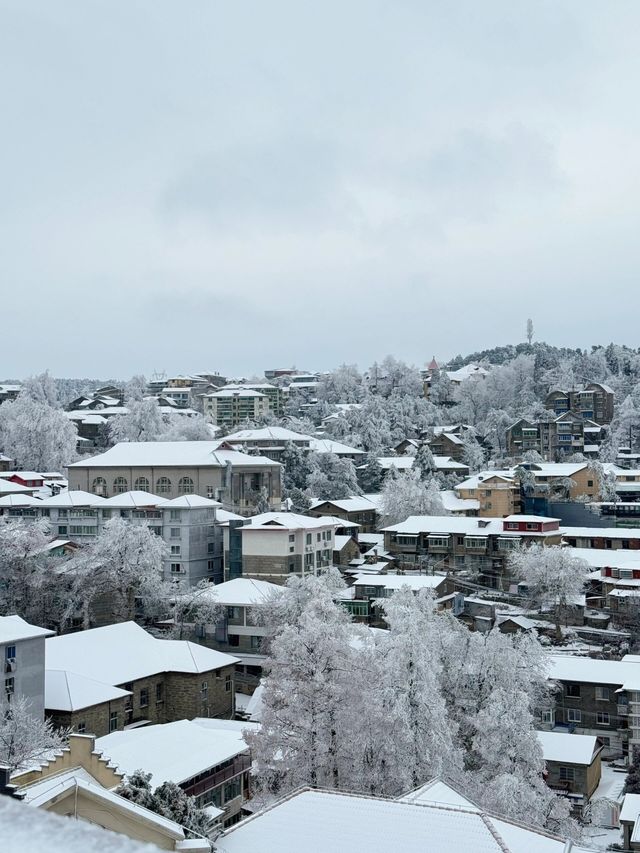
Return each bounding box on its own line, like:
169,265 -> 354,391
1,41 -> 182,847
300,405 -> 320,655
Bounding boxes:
124,375 -> 148,401
66,518 -> 168,626
317,364 -> 363,404
170,580 -> 225,640
461,432 -> 485,472
0,395 -> 77,471
380,469 -> 445,525
306,454 -> 362,500
358,455 -> 384,493
0,696 -> 69,773
117,771 -> 213,839
526,318 -> 534,345
411,443 -> 436,480
21,372 -> 59,408
108,399 -> 165,443
160,414 -> 213,441
281,442 -> 314,491
245,573 -> 356,801
378,589 -> 462,790
509,544 -> 590,637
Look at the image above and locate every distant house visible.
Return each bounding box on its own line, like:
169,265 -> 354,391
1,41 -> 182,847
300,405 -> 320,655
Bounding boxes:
537,730 -> 603,807
45,622 -> 238,736
544,382 -> 614,425
217,427 -> 364,462
308,495 -> 381,533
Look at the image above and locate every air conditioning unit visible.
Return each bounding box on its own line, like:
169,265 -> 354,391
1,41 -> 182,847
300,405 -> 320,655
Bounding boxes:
5,660 -> 16,673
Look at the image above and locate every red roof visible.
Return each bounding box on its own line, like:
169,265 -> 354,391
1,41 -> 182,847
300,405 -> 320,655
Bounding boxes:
427,357 -> 439,370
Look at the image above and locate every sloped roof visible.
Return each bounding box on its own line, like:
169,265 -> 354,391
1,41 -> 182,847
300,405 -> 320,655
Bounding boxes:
39,490 -> 106,507
536,731 -> 599,766
68,442 -> 281,469
46,622 -> 238,685
0,615 -> 54,644
45,670 -> 131,712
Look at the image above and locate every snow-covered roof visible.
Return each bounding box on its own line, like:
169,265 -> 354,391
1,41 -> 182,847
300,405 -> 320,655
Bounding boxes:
0,615 -> 54,644
398,778 -> 479,811
100,491 -> 164,508
352,573 -> 447,591
567,548 -> 640,570
308,438 -> 365,456
0,494 -> 42,507
38,490 -> 106,507
546,654 -> 634,686
504,515 -> 560,523
384,516 -> 559,537
216,508 -> 245,522
96,719 -> 250,786
309,495 -> 381,513
158,494 -> 222,509
496,614 -> 537,630
620,793 -> 640,824
562,526 -> 640,540
220,427 -> 309,442
186,577 -> 279,606
0,471 -> 44,480
318,515 -> 359,528
68,441 -> 281,469
536,731 -> 599,766
439,490 -> 479,513
46,622 -> 238,685
0,480 -> 36,495
376,456 -> 469,471
215,788 -> 593,853
0,792 -> 158,853
45,670 -> 131,712
233,512 -> 334,531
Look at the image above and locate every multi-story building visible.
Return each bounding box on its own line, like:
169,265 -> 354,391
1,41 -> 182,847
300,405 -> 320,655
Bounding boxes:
223,512 -> 335,584
308,495 -> 381,533
45,622 -> 238,737
67,441 -> 282,516
221,382 -> 285,417
96,718 -> 253,827
37,489 -> 223,584
0,615 -> 53,718
455,473 -> 522,517
505,414 -> 605,461
383,514 -> 563,588
219,427 -> 364,463
202,389 -> 268,429
545,382 -> 615,425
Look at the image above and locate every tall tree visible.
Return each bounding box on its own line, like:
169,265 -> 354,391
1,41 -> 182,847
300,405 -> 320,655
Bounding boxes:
380,469 -> 445,525
0,395 -> 77,471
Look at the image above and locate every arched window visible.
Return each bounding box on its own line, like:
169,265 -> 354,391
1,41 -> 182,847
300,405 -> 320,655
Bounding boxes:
134,477 -> 149,492
92,477 -> 107,497
156,477 -> 172,494
113,476 -> 128,494
178,477 -> 194,495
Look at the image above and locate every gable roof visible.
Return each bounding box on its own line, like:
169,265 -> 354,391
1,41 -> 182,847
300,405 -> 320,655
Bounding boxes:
46,622 -> 238,685
45,670 -> 132,712
0,615 -> 54,644
68,442 -> 281,469
536,731 -> 599,766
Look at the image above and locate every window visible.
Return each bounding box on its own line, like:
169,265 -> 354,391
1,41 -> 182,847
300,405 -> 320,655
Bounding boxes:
541,709 -> 555,725
171,545 -> 181,555
587,480 -> 594,488
113,476 -> 128,494
109,711 -> 118,732
76,723 -> 86,734
595,686 -> 610,701
5,677 -> 14,699
559,767 -> 575,782
596,711 -> 610,726
5,645 -> 16,662
225,674 -> 232,693
156,477 -> 172,494
170,528 -> 180,539
566,683 -> 581,698
134,476 -> 149,492
306,533 -> 312,545
58,525 -> 68,536
201,681 -> 208,700
140,688 -> 149,708
250,636 -> 262,650
178,477 -> 194,495
228,635 -> 240,647
223,779 -> 241,803
227,606 -> 240,620
289,534 -> 295,542
170,509 -> 182,521
92,477 -> 107,497
156,682 -> 164,703
317,532 -> 321,542
170,563 -> 183,574
567,708 -> 581,723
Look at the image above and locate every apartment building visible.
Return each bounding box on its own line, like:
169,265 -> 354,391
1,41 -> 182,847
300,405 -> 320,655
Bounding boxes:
221,382 -> 285,417
383,514 -> 563,588
0,615 -> 53,718
36,489 -> 223,584
45,622 -> 238,737
67,441 -> 282,516
202,389 -> 268,429
308,495 -> 381,532
545,382 -> 615,425
219,427 -> 364,462
223,512 -> 335,584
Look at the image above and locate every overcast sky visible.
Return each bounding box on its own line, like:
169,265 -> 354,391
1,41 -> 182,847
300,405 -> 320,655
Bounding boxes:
2,1 -> 640,380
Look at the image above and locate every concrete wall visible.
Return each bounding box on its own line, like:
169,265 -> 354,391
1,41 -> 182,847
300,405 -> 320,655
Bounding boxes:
0,636 -> 47,719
